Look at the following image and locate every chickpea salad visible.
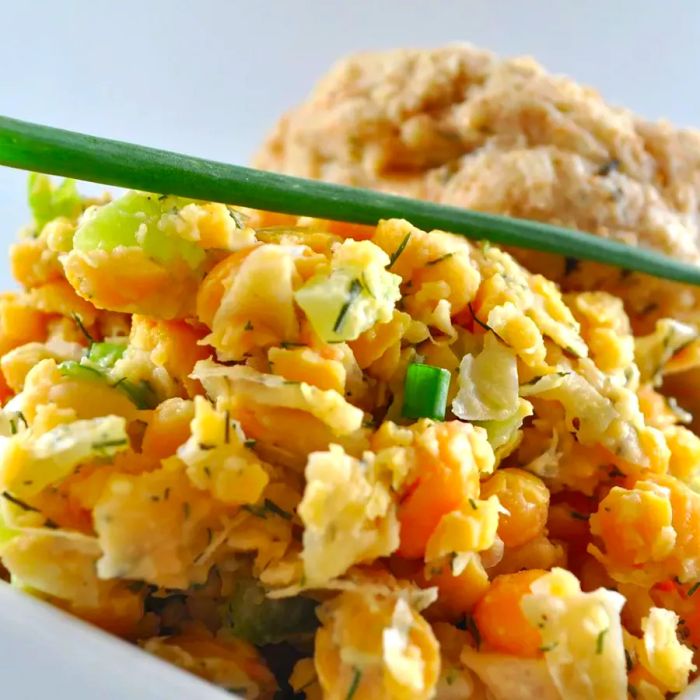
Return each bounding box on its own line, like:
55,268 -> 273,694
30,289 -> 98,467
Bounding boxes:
1,175 -> 700,699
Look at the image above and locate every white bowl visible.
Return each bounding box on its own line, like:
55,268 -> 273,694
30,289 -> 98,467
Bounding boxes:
0,582 -> 234,699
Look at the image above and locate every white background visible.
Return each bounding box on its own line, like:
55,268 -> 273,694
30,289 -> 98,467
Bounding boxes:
2,1 -> 700,290
1,2 -> 700,697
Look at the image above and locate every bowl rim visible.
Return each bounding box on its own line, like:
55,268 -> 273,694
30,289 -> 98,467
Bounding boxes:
0,581 -> 236,699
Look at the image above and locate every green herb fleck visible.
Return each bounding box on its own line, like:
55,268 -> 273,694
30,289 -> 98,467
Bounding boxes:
227,207 -> 245,228
92,438 -> 128,450
346,668 -> 362,700
468,498 -> 478,510
596,628 -> 608,654
126,580 -> 146,593
463,614 -> 481,649
563,345 -> 583,359
360,272 -> 374,299
539,641 -> 559,652
244,320 -> 254,331
243,499 -> 293,521
426,252 -> 455,266
1,491 -> 40,513
468,302 -> 506,344
564,257 -> 580,275
243,438 -> 257,448
597,159 -> 620,177
224,409 -> 231,444
112,377 -> 158,410
387,232 -> 411,269
71,312 -> 94,346
242,503 -> 267,518
264,499 -> 293,520
333,278 -> 363,333
570,510 -> 590,521
688,581 -> 700,597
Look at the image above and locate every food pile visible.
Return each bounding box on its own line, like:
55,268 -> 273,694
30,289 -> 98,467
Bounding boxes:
255,44 -> 700,337
1,174 -> 700,699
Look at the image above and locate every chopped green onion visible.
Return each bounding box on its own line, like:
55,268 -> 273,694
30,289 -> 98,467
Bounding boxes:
2,116 -> 700,284
401,363 -> 451,421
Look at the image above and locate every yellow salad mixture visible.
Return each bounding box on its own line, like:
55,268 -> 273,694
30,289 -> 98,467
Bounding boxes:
2,175 -> 700,700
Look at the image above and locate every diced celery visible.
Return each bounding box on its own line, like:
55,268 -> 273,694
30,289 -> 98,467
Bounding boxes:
221,578 -> 318,646
86,341 -> 127,369
73,191 -> 206,269
57,360 -> 105,382
27,173 -> 82,231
